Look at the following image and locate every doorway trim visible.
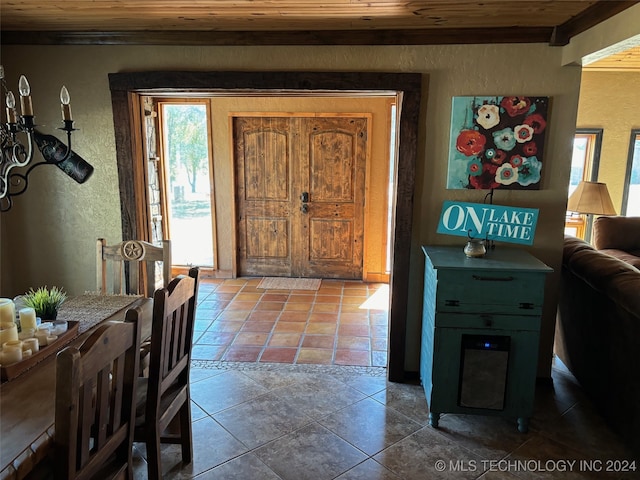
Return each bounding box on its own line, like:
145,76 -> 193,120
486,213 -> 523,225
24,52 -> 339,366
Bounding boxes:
109,71 -> 422,382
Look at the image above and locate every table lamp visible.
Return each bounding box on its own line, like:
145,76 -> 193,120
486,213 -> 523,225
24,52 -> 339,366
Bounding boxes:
566,181 -> 616,240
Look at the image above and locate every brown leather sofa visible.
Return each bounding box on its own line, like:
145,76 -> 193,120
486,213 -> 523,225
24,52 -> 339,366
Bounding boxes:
592,215 -> 640,268
555,216 -> 640,459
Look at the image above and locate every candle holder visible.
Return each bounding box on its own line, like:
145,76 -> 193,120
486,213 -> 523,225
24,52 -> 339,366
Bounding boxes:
1,66 -> 78,212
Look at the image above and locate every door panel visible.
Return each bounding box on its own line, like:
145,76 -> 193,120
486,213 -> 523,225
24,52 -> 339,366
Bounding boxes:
300,117 -> 366,278
235,115 -> 367,279
235,117 -> 292,276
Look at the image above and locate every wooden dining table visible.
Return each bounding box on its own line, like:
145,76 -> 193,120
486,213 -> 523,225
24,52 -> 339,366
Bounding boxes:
0,294 -> 153,479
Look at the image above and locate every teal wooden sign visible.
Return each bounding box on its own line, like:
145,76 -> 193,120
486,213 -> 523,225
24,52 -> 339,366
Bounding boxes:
437,201 -> 539,245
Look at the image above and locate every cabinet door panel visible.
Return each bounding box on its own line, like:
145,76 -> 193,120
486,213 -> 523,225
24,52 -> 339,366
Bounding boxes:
435,270 -> 546,314
428,326 -> 540,417
434,313 -> 540,331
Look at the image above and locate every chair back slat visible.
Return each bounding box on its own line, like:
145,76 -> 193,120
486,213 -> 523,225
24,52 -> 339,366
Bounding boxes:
151,273 -> 197,390
97,238 -> 171,297
55,310 -> 142,480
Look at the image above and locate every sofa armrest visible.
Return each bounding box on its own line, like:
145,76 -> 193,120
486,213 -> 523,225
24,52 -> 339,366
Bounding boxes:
593,216 -> 640,251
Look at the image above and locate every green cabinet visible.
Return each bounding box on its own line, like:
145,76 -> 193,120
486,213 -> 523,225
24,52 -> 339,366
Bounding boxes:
420,246 -> 552,432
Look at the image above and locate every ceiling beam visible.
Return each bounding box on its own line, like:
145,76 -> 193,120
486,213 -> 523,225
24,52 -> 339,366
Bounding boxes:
550,0 -> 639,46
2,27 -> 556,46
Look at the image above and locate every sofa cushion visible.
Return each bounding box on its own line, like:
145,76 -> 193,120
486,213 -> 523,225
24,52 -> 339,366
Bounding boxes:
600,249 -> 640,270
593,216 -> 640,251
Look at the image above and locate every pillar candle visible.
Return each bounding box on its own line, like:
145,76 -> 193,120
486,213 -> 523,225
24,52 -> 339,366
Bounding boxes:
22,337 -> 39,353
35,331 -> 49,346
0,298 -> 15,324
0,322 -> 19,344
19,307 -> 38,332
1,345 -> 22,364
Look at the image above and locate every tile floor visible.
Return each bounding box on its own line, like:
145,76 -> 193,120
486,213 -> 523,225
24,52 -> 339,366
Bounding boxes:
191,278 -> 389,368
132,360 -> 639,479
129,278 -> 639,479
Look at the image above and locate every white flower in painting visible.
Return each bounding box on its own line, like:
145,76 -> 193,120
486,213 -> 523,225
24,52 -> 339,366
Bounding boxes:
496,163 -> 519,185
514,124 -> 535,143
476,104 -> 500,129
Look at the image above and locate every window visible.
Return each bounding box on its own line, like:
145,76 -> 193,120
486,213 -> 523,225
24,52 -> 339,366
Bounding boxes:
569,129 -> 602,194
621,129 -> 640,217
565,129 -> 603,239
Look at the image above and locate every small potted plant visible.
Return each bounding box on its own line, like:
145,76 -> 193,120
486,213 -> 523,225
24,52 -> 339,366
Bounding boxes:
22,286 -> 67,321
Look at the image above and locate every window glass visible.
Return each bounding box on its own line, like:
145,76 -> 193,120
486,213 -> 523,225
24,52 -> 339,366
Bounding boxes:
622,130 -> 640,217
161,103 -> 214,267
565,129 -> 602,239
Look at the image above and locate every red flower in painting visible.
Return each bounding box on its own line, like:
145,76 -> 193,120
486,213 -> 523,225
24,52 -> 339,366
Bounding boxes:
500,97 -> 531,117
492,149 -> 507,165
523,113 -> 547,134
469,163 -> 499,190
456,129 -> 486,156
523,141 -> 537,156
510,155 -> 525,167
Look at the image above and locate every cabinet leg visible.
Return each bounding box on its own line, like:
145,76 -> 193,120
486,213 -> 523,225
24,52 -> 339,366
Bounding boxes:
517,417 -> 529,433
429,412 -> 440,428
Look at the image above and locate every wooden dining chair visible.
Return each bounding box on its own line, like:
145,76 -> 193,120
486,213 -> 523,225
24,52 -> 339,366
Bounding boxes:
134,266 -> 200,480
97,238 -> 172,298
54,307 -> 142,480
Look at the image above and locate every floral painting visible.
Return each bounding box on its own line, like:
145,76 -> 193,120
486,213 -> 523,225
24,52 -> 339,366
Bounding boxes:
447,96 -> 549,190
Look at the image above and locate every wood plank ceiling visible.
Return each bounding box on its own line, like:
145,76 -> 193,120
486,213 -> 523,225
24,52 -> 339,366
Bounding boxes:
0,0 -> 638,46
585,46 -> 640,71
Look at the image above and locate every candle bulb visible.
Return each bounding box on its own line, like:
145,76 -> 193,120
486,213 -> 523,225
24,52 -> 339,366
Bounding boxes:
60,86 -> 72,121
18,74 -> 33,116
5,91 -> 17,124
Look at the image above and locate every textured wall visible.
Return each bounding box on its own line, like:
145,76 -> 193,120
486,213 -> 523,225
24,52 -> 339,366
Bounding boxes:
0,42 -> 586,377
577,71 -> 640,209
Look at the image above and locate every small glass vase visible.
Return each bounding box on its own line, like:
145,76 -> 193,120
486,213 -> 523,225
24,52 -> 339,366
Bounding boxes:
464,239 -> 487,258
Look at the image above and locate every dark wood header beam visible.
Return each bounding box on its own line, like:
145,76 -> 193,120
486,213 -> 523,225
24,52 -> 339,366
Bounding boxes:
3,27 -> 555,46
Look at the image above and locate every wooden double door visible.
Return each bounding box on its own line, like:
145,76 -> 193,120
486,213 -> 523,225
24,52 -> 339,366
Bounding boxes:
234,115 -> 368,279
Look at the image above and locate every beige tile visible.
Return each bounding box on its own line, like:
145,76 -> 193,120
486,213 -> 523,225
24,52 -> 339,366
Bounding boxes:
196,453 -> 282,479
254,423 -> 366,480
214,392 -> 313,449
320,397 -> 421,455
374,427 -> 483,479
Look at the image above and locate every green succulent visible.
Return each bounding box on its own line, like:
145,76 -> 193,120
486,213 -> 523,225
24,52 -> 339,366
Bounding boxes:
22,286 -> 67,320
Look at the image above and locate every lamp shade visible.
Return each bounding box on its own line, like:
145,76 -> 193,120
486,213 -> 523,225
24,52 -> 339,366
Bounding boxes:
567,181 -> 616,215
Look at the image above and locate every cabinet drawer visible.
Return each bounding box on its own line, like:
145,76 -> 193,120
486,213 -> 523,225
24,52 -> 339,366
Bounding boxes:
435,269 -> 546,314
434,312 -> 541,331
